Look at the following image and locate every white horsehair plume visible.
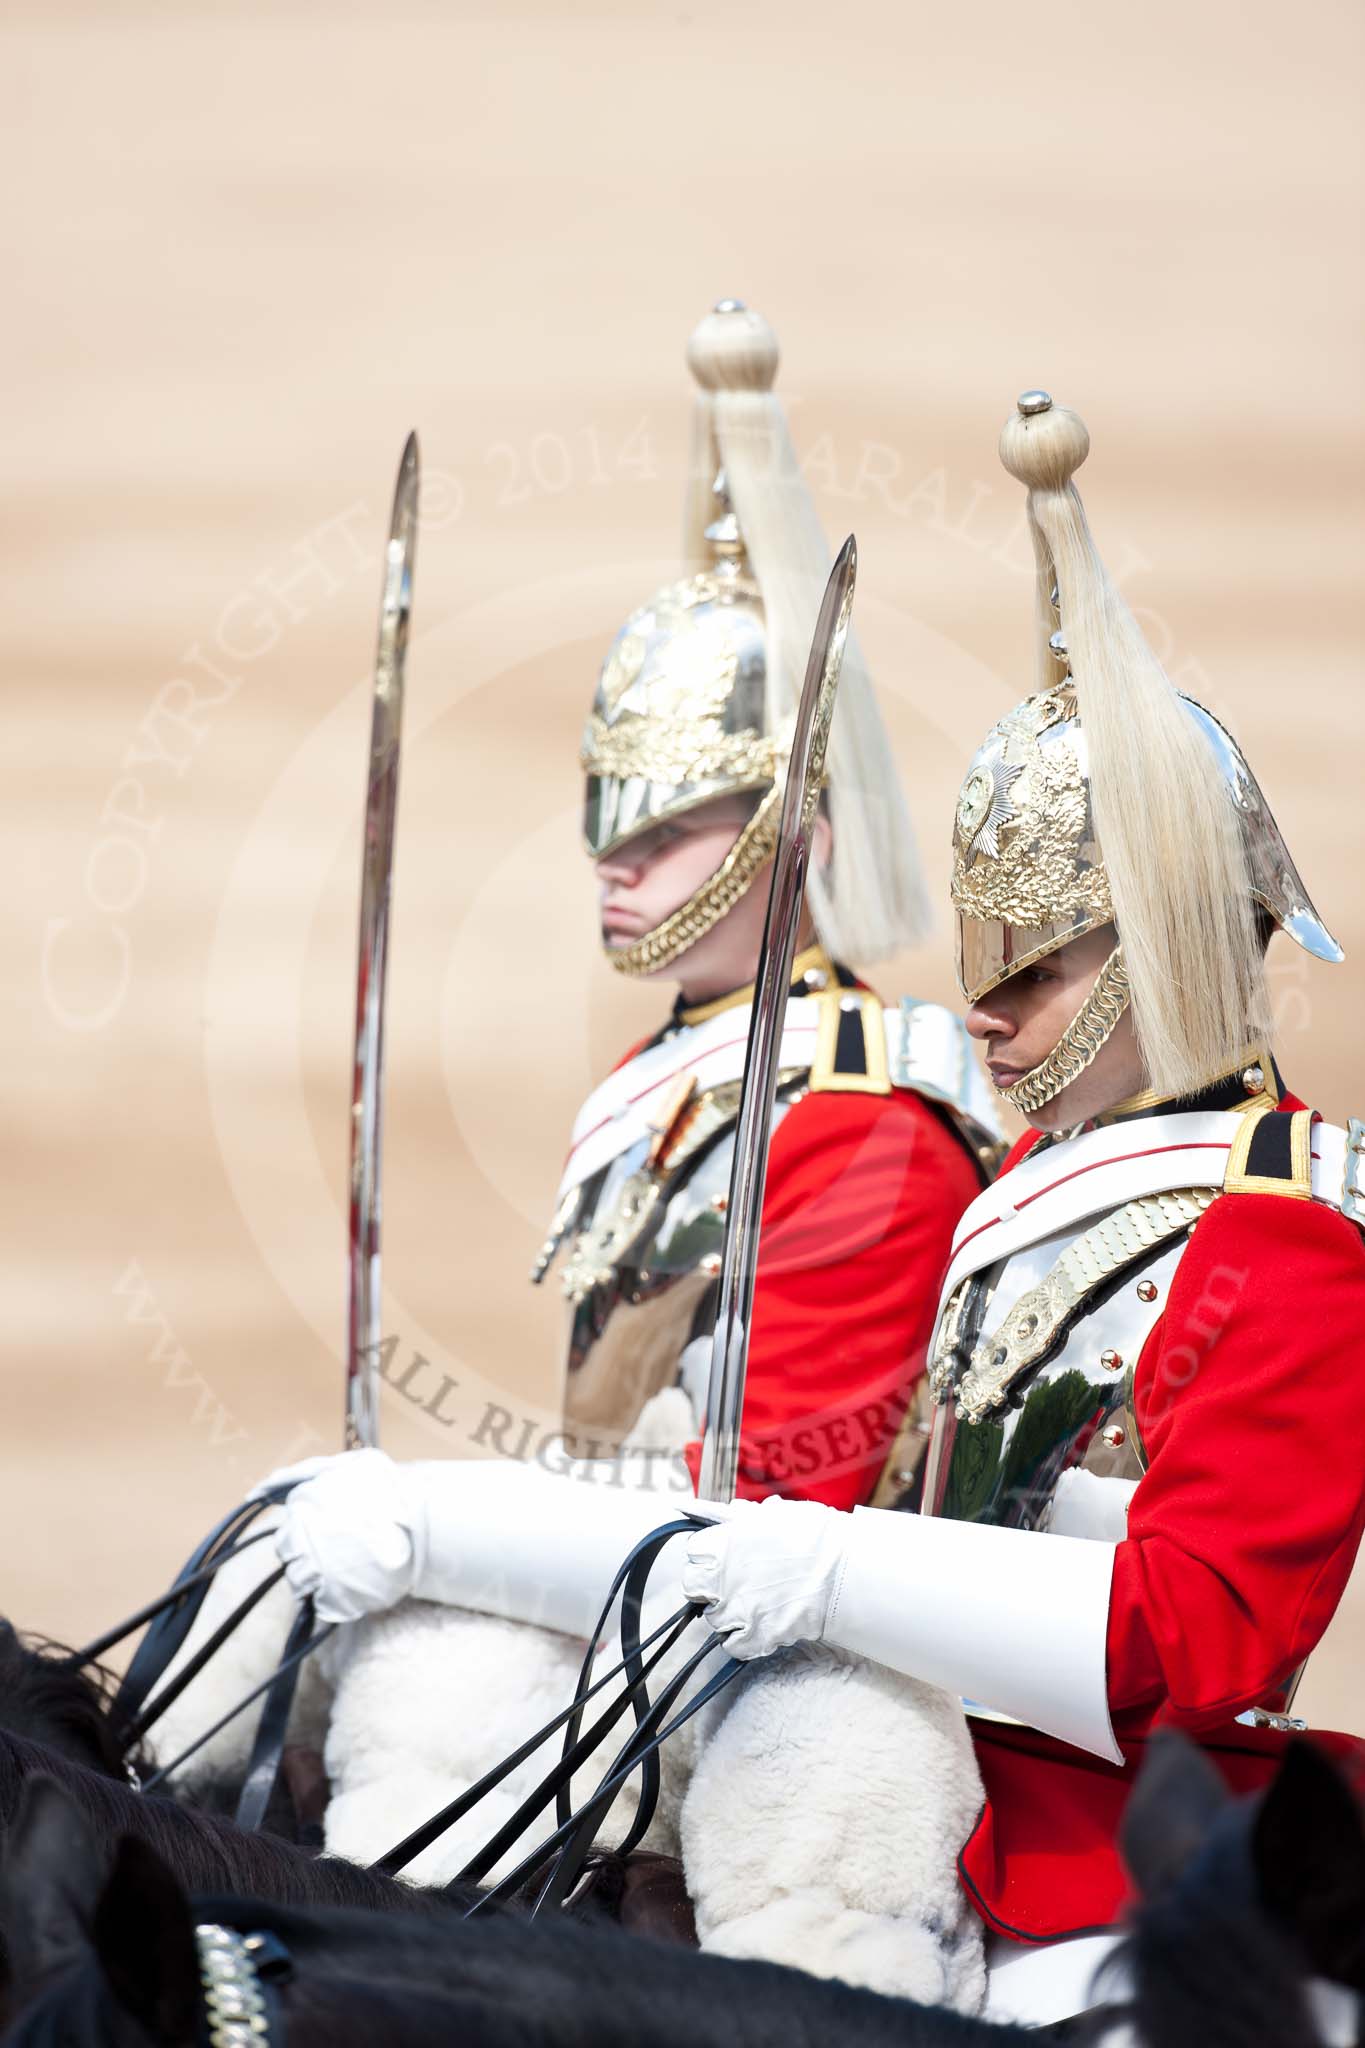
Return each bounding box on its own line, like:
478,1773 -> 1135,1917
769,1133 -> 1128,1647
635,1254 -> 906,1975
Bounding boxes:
682,302 -> 930,964
999,398 -> 1271,1098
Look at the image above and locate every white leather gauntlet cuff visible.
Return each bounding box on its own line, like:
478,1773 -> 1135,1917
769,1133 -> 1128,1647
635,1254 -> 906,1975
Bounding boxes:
825,1509 -> 1122,1764
412,1457 -> 704,1641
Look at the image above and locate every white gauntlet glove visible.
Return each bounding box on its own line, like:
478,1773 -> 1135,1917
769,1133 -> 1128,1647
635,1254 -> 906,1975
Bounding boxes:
254,1449 -> 425,1622
681,1494 -> 1123,1763
253,1448 -> 724,1635
681,1497 -> 850,1658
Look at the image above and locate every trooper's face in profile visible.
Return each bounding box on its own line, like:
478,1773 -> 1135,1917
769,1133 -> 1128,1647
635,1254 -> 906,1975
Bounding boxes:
595,791 -> 829,1005
966,922 -> 1146,1131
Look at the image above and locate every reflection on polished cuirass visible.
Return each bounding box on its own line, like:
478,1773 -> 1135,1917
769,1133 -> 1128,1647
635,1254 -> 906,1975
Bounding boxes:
876,1091 -> 1365,1729
879,1196 -> 1200,1536
549,1080 -> 801,1456
534,966 -> 1001,1459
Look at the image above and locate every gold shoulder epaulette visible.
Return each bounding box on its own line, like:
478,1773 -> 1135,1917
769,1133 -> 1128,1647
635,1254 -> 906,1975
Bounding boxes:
808,986 -> 892,1096
1223,1100 -> 1315,1199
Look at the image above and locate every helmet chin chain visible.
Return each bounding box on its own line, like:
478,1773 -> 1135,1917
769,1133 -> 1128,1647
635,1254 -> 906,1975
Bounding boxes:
998,945 -> 1131,1115
604,786 -> 782,979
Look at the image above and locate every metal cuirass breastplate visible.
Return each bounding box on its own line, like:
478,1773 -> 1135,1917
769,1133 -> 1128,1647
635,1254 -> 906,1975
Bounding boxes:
914,1190 -> 1217,1538
540,1084 -> 800,1455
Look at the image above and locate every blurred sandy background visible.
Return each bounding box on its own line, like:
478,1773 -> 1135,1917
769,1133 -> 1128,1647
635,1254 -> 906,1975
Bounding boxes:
2,0 -> 1361,1728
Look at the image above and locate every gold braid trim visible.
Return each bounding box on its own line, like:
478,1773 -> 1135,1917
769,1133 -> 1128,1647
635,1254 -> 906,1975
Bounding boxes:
606,784 -> 782,979
1000,945 -> 1131,1114
948,1184 -> 1217,1423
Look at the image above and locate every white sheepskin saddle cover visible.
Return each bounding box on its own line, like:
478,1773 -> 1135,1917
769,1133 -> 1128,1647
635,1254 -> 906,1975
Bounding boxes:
146,1501 -> 984,2014
683,1646 -> 985,2010
322,1600 -> 682,1885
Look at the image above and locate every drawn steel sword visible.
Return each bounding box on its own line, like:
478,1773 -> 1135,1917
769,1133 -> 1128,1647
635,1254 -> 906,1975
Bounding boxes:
695,535 -> 858,1504
345,433 -> 419,1450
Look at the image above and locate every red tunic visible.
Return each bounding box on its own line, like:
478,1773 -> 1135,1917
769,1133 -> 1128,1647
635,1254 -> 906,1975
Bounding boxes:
684,1087 -> 983,1512
958,1097 -> 1365,1941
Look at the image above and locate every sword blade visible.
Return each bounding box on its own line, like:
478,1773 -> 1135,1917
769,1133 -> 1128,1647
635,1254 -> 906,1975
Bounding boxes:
695,535 -> 858,1503
345,433 -> 419,1449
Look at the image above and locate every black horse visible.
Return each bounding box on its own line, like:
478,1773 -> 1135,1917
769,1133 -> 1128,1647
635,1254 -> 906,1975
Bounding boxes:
4,1733 -> 1363,2048
0,1776 -> 1100,2048
0,1630 -> 664,2019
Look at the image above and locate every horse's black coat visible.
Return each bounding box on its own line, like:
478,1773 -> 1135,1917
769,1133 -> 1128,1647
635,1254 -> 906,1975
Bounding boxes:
2,1622 -> 1360,2048
1,1787 -> 1101,2047
1120,1731 -> 1365,2048
0,1732 -> 461,1920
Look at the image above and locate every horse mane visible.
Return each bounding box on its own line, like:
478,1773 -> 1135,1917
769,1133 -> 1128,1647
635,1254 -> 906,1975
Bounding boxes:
0,1732 -> 453,1919
0,1627 -> 145,1783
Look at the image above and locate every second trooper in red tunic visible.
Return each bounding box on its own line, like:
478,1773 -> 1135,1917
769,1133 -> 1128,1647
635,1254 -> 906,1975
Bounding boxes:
536,300 -> 996,1509
679,389 -> 1365,2018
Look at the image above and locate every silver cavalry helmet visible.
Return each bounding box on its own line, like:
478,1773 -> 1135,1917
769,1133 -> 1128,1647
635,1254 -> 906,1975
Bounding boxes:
951,388 -> 1343,1114
952,680 -> 1343,1008
581,484 -> 781,863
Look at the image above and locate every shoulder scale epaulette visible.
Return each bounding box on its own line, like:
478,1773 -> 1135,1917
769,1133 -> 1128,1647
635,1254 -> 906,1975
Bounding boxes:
807,985 -> 891,1095
1223,1099 -> 1316,1200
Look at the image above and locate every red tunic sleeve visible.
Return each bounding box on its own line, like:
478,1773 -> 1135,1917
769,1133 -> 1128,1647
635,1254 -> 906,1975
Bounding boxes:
685,1090 -> 982,1511
1108,1190 -> 1365,1734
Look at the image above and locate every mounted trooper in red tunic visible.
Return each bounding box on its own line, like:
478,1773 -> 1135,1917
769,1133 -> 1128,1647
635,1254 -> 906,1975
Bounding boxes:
680,389 -> 1365,2020
537,299 -> 996,1503
147,310 -> 1002,2008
